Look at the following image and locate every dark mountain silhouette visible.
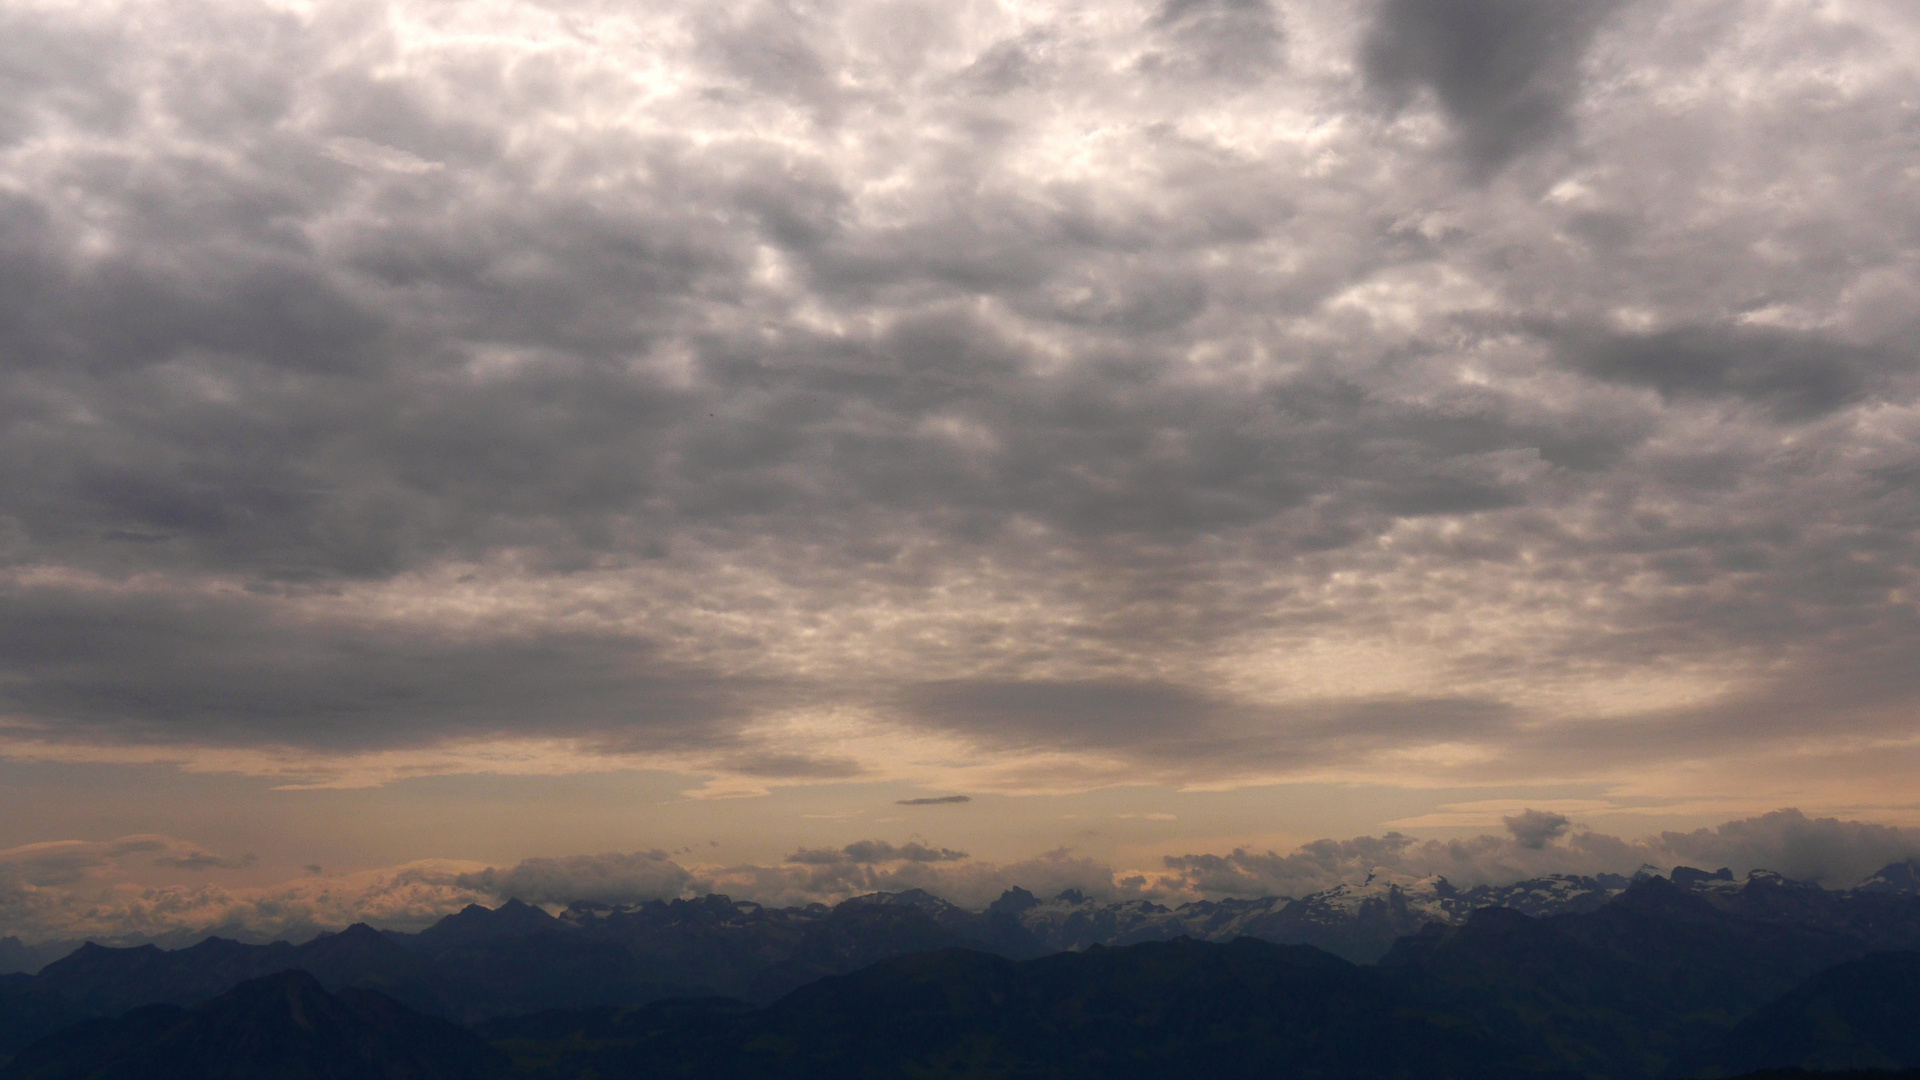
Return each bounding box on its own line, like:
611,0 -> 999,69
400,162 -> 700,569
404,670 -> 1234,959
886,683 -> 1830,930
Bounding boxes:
1683,951 -> 1920,1077
0,944 -> 37,979
3,889 -> 1023,1033
1378,874 -> 1920,1080
0,969 -> 505,1079
3,860 -> 1918,1073
1714,1072 -> 1920,1080
411,898 -> 562,952
0,979 -> 85,1064
30,923 -> 445,1019
1854,860 -> 1920,895
494,938 -> 1571,1080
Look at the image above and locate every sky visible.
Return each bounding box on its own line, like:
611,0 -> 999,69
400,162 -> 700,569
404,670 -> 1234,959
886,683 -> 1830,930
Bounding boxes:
3,0 -> 1920,944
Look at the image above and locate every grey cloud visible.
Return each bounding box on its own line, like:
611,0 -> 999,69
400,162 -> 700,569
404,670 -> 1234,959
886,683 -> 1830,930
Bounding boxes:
1504,808 -> 1571,850
0,0 -> 1914,796
722,846 -> 1132,909
788,841 -> 968,865
1163,833 -> 1421,896
897,795 -> 971,805
0,835 -> 265,907
1362,0 -> 1622,172
0,850 -> 108,888
457,851 -> 693,906
1164,810 -> 1920,897
898,677 -> 1518,777
843,841 -> 968,864
1140,0 -> 1285,81
152,851 -> 258,871
1550,323 -> 1886,422
0,580 -> 761,754
1652,810 -> 1920,888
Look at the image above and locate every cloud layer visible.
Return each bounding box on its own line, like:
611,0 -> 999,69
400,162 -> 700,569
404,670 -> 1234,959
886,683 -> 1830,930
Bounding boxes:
0,0 -> 1916,809
6,810 -> 1917,947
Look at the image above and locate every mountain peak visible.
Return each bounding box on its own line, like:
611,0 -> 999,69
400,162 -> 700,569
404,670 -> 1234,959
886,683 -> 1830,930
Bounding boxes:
1854,858 -> 1920,893
1670,865 -> 1735,887
988,886 -> 1041,917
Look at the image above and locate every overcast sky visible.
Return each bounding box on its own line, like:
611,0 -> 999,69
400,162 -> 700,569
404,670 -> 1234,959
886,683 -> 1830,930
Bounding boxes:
3,0 -> 1920,938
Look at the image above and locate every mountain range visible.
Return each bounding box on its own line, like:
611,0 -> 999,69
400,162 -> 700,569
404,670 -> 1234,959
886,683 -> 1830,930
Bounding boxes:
1,859 -> 1917,1077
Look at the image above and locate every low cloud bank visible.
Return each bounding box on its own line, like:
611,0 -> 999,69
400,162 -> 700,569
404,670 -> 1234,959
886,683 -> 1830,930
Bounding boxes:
4,810 -> 1917,947
1162,810 -> 1920,897
453,851 -> 692,907
0,836 -> 491,949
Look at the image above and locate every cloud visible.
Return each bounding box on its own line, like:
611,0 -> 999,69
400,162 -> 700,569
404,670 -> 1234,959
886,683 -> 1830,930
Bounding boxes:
0,836 -> 493,945
1140,0 -> 1287,81
791,840 -> 970,865
897,795 -> 972,805
1547,322 -> 1887,422
151,851 -> 258,871
1161,809 -> 1920,896
0,0 -> 1913,813
1504,808 -> 1571,850
455,851 -> 693,907
1361,0 -> 1623,172
4,811 -> 1918,944
1650,810 -> 1920,888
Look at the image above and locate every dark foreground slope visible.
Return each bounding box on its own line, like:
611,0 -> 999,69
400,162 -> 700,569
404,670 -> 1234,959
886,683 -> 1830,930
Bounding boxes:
1380,876 -> 1920,1080
0,980 -> 85,1067
0,969 -> 506,1080
1683,951 -> 1920,1077
484,937 -> 1570,1080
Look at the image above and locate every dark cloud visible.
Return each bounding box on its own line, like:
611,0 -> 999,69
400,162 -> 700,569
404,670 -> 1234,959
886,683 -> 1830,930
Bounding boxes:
1548,323 -> 1886,422
1362,0 -> 1622,172
1162,810 -> 1920,897
1504,809 -> 1571,850
456,851 -> 693,906
1652,810 -> 1920,889
152,851 -> 257,871
897,795 -> 972,805
789,841 -> 969,866
0,579 -> 760,755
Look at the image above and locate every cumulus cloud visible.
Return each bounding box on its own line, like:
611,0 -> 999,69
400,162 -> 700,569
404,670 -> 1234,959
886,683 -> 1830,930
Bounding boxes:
1504,808 -> 1571,850
455,851 -> 693,906
1650,810 -> 1920,888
